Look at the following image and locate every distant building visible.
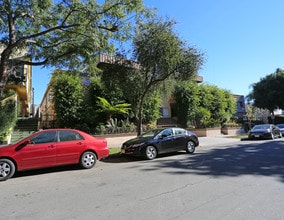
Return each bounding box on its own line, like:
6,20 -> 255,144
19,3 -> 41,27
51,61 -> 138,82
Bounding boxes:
1,46 -> 33,117
233,95 -> 246,121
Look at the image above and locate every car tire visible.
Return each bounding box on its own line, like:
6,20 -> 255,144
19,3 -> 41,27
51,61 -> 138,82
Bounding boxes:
144,146 -> 157,160
80,151 -> 97,169
0,159 -> 16,181
185,140 -> 196,154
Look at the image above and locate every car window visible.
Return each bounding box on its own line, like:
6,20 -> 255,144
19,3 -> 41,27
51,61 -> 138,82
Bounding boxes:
30,131 -> 57,144
161,128 -> 173,137
174,128 -> 186,135
252,125 -> 270,130
140,129 -> 164,138
59,131 -> 84,142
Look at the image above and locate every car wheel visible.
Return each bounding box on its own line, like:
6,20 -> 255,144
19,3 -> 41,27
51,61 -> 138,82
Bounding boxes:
186,140 -> 196,154
80,151 -> 97,169
144,146 -> 157,160
0,159 -> 16,181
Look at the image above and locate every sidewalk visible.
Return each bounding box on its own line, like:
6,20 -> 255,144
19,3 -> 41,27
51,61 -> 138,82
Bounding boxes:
106,135 -> 242,149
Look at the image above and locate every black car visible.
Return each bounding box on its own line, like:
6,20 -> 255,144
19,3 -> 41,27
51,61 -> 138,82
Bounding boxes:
248,124 -> 282,140
121,127 -> 199,160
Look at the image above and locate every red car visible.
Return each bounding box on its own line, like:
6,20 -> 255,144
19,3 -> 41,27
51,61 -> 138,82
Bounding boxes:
0,128 -> 109,181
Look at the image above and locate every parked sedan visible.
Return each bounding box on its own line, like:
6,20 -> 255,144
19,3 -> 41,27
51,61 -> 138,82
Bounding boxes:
0,128 -> 109,181
276,124 -> 284,136
248,124 -> 282,140
121,127 -> 199,160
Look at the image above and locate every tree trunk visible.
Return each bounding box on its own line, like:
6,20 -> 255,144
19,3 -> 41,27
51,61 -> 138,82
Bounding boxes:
137,108 -> 143,136
0,68 -> 10,98
137,92 -> 147,136
0,49 -> 13,98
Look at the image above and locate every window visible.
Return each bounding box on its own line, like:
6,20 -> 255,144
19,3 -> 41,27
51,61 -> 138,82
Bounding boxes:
237,101 -> 244,108
59,131 -> 84,142
30,131 -> 57,144
159,107 -> 169,117
174,128 -> 186,135
161,128 -> 173,137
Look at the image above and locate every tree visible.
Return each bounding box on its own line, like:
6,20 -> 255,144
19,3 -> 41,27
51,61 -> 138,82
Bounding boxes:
247,68 -> 284,115
173,82 -> 200,128
99,60 -> 163,128
0,0 -> 146,95
51,71 -> 84,128
119,18 -> 203,135
174,83 -> 236,128
198,85 -> 236,127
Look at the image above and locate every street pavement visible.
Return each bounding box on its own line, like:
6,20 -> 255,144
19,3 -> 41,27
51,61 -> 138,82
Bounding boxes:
106,134 -> 243,149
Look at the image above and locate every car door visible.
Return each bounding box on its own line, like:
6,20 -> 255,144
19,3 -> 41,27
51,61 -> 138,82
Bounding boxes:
16,131 -> 57,170
172,128 -> 188,150
55,130 -> 85,165
158,128 -> 176,153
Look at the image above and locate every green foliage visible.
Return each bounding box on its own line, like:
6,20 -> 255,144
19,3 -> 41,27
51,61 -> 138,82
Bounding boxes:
51,71 -> 84,128
173,82 -> 199,127
0,0 -> 147,94
174,83 -> 236,128
198,85 -> 236,127
96,97 -> 131,121
0,99 -> 17,141
142,92 -> 162,124
248,68 -> 284,113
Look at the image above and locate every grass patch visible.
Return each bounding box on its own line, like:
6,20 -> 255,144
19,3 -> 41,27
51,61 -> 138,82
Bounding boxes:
226,134 -> 248,139
109,147 -> 121,155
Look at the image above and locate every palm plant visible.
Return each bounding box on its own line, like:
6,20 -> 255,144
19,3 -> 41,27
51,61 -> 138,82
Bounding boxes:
96,97 -> 131,121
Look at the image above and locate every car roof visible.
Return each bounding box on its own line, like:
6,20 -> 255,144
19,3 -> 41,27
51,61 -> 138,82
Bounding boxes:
40,128 -> 79,132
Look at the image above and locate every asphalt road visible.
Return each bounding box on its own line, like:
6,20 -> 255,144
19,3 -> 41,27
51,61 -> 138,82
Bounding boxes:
2,137 -> 284,220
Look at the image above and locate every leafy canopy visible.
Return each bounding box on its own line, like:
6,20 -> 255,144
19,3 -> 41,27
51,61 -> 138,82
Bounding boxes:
247,68 -> 284,113
0,0 -> 146,94
174,83 -> 236,128
51,70 -> 84,128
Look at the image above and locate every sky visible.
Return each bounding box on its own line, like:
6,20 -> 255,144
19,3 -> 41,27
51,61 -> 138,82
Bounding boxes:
32,0 -> 284,104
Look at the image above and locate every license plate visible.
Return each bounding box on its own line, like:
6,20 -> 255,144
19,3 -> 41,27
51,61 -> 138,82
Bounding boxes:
255,135 -> 260,137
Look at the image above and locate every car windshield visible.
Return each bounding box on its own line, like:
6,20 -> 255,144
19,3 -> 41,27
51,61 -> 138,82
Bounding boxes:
139,128 -> 164,138
252,125 -> 270,130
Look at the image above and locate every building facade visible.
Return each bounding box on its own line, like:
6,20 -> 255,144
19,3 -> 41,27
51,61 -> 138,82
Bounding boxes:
1,46 -> 33,117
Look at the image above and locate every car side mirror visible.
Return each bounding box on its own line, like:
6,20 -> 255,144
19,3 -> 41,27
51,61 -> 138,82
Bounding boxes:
160,134 -> 167,139
15,140 -> 30,151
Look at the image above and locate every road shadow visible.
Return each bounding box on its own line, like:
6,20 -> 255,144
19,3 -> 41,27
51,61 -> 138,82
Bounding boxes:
138,140 -> 284,183
103,151 -> 186,163
13,164 -> 81,179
